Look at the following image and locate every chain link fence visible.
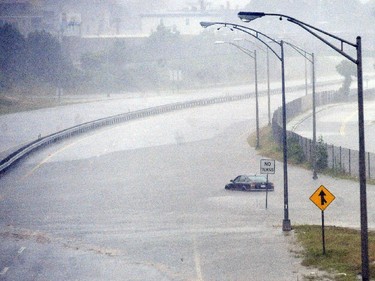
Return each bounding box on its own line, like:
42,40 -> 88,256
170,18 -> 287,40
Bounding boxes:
272,88 -> 375,179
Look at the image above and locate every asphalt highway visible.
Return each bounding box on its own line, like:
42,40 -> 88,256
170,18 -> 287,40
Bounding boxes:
0,95 -> 303,281
2,92 -> 375,280
288,100 -> 375,153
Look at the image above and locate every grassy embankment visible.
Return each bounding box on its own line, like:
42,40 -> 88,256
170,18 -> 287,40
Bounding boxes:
0,95 -> 63,115
248,125 -> 375,280
0,90 -> 108,115
294,225 -> 375,281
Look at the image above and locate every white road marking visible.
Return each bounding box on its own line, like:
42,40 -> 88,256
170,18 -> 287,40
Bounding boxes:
18,247 -> 26,254
193,236 -> 204,281
22,123 -> 130,179
0,247 -> 26,277
0,267 -> 9,275
339,111 -> 357,136
22,141 -> 79,180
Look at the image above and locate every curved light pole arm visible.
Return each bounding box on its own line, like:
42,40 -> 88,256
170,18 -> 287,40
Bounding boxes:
283,41 -> 313,63
239,12 -> 355,47
238,12 -> 357,63
200,21 -> 282,61
232,26 -> 281,61
227,42 -> 255,58
235,38 -> 267,53
221,42 -> 260,148
201,21 -> 279,44
234,38 -> 271,125
288,19 -> 356,63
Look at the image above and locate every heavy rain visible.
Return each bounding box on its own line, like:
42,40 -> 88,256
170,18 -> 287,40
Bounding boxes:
1,0 -> 375,280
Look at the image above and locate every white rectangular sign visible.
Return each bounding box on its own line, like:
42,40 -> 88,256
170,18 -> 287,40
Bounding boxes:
260,159 -> 275,174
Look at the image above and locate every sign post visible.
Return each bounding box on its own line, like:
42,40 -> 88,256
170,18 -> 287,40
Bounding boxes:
309,185 -> 335,255
260,159 -> 275,209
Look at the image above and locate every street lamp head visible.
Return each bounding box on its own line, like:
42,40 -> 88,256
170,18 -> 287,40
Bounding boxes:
200,21 -> 216,28
238,12 -> 266,22
214,41 -> 226,44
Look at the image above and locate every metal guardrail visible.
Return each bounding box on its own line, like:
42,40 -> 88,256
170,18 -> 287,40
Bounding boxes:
0,92 -> 257,175
0,80 -> 348,176
272,88 -> 375,179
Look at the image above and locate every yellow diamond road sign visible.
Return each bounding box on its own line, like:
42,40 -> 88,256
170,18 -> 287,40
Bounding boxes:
310,185 -> 335,211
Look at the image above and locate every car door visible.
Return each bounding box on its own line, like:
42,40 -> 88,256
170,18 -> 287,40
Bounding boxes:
235,175 -> 249,190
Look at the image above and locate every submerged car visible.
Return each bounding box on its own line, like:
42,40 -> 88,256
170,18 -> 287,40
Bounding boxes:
225,175 -> 274,192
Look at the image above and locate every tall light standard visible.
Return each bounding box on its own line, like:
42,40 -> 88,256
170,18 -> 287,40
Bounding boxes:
200,21 -> 292,231
234,38 -> 272,126
238,11 -> 368,280
215,41 -> 260,148
283,41 -> 318,180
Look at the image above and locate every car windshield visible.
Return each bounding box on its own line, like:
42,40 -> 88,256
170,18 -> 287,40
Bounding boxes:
249,176 -> 267,182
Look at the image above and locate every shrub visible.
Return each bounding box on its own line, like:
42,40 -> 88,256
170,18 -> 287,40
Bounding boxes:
316,136 -> 328,171
287,136 -> 305,164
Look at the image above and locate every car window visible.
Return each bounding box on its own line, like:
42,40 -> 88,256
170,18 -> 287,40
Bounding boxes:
234,175 -> 247,183
249,176 -> 267,182
233,176 -> 242,183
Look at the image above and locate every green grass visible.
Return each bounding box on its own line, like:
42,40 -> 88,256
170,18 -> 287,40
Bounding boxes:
247,125 -> 283,162
249,126 -> 375,280
248,125 -> 375,185
0,95 -> 62,115
0,92 -> 104,115
294,225 -> 375,281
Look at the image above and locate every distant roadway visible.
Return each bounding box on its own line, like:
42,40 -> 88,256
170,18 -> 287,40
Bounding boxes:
1,83 -> 375,280
288,99 -> 375,152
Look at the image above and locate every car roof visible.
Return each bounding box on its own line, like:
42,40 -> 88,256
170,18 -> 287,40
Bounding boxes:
236,175 -> 267,180
247,175 -> 267,181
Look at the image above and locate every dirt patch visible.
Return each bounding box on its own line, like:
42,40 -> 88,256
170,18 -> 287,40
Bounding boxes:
0,228 -> 51,244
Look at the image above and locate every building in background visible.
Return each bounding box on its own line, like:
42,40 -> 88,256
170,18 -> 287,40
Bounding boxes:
0,0 -> 246,37
0,0 -> 44,35
0,0 -> 126,37
140,1 -> 240,36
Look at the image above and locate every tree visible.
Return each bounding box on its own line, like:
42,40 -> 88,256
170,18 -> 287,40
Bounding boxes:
81,52 -> 104,71
0,24 -> 26,90
287,136 -> 305,164
146,23 -> 183,61
25,31 -> 66,86
316,136 -> 328,171
336,60 -> 357,96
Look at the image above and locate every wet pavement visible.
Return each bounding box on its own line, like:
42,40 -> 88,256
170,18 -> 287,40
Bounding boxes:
1,90 -> 373,280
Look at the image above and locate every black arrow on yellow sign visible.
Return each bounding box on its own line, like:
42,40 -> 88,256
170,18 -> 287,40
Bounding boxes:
310,185 -> 335,211
310,185 -> 336,256
319,190 -> 327,206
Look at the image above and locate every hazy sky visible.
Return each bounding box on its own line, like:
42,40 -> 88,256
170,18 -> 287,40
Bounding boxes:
161,0 -> 250,10
159,0 -> 371,11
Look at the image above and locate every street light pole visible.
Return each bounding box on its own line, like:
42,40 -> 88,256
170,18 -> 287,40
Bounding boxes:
238,11 -> 368,280
283,41 -> 318,179
356,35 -> 369,281
235,38 -> 272,125
254,49 -> 260,148
201,21 -> 292,231
312,53 -> 318,180
267,47 -> 271,125
305,56 -> 308,96
280,40 -> 291,231
216,41 -> 260,148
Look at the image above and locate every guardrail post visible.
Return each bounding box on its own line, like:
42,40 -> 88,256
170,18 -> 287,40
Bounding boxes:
368,152 -> 371,179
